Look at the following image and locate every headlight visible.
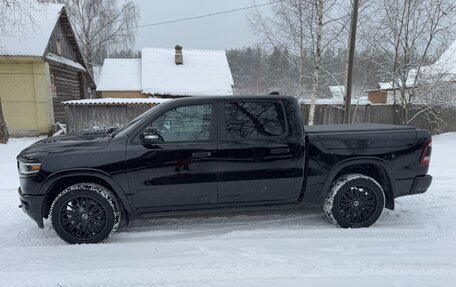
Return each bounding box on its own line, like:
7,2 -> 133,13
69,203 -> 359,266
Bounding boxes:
18,160 -> 41,175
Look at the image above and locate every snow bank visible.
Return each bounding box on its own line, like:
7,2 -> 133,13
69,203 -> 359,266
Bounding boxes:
0,133 -> 455,286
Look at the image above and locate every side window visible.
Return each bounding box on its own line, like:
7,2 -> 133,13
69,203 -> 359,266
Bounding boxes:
147,104 -> 212,142
224,102 -> 286,140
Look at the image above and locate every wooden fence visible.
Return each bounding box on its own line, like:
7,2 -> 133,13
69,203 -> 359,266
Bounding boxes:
64,103 -> 157,133
300,104 -> 456,133
64,102 -> 456,134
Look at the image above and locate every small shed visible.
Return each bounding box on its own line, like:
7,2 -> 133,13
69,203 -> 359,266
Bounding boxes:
366,82 -> 402,104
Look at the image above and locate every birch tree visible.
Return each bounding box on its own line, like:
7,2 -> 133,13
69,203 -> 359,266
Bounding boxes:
308,0 -> 324,125
250,0 -> 349,125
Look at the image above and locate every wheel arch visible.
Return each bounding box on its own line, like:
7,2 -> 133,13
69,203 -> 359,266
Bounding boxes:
40,169 -> 135,218
322,157 -> 396,210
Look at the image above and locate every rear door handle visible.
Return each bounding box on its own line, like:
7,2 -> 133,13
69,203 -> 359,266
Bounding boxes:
192,151 -> 211,157
270,148 -> 290,154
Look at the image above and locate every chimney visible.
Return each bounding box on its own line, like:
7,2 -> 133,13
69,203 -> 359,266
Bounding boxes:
175,45 -> 183,65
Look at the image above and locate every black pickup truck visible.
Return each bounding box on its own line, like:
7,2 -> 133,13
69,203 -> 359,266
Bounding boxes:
17,96 -> 433,244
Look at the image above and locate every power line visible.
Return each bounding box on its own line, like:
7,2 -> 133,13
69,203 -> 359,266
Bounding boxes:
135,2 -> 275,28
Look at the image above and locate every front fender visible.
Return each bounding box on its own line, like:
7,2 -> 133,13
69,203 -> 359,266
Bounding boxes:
40,168 -> 135,215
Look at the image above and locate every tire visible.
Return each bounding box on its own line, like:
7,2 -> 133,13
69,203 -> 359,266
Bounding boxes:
50,183 -> 121,244
324,173 -> 385,228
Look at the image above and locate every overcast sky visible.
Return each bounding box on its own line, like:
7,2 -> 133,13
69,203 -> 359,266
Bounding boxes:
133,0 -> 272,51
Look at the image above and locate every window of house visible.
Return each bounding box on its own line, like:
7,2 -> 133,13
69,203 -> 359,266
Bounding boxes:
55,39 -> 62,55
224,102 -> 286,140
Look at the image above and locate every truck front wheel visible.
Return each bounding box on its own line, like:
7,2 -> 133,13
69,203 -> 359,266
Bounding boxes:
324,174 -> 385,228
50,183 -> 121,244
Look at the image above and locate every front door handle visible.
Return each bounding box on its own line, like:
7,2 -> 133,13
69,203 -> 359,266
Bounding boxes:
270,148 -> 290,154
192,151 -> 211,157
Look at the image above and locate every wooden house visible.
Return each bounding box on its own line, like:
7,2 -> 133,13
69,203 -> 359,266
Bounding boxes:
96,46 -> 234,98
0,3 -> 94,136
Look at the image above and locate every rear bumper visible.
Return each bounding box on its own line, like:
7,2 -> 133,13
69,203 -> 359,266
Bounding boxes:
409,175 -> 432,195
395,175 -> 432,198
18,187 -> 44,229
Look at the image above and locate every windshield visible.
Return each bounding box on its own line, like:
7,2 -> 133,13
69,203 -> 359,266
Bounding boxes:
113,106 -> 159,138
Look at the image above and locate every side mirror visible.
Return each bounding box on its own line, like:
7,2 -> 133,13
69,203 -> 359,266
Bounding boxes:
141,127 -> 162,143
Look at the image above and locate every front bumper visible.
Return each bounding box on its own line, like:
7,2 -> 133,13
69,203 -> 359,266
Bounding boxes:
18,187 -> 45,228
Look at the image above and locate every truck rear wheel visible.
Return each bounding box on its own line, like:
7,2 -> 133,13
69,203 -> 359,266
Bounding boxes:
324,174 -> 385,228
50,183 -> 121,244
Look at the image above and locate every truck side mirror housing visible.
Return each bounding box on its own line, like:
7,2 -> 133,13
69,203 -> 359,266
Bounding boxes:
141,127 -> 162,144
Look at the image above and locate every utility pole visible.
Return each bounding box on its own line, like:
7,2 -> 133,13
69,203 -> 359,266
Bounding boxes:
344,0 -> 359,124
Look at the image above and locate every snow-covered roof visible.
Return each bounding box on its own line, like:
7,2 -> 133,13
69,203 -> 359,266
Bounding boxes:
0,3 -> 64,57
378,82 -> 394,90
431,41 -> 456,75
377,76 -> 417,90
45,52 -> 85,71
140,47 -> 234,96
328,85 -> 345,99
97,59 -> 142,91
63,97 -> 171,105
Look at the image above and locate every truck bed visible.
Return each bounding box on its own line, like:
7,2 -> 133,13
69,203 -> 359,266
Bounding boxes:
305,123 -> 416,134
304,123 -> 418,150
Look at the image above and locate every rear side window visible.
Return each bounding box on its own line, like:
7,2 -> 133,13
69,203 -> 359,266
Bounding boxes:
224,102 -> 286,140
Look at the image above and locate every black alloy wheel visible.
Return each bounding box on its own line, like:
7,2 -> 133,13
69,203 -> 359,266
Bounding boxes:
324,174 -> 385,228
59,195 -> 108,240
50,183 -> 121,244
337,185 -> 379,225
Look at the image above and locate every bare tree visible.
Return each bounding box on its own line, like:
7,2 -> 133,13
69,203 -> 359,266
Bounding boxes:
49,0 -> 139,65
0,0 -> 35,37
406,70 -> 456,132
250,0 -> 308,98
250,0 -> 349,125
362,0 -> 456,125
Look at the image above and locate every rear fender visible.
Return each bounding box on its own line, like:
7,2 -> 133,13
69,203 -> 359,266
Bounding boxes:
321,157 -> 396,210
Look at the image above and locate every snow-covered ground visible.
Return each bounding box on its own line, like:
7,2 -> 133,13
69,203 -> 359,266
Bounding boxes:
0,134 -> 455,286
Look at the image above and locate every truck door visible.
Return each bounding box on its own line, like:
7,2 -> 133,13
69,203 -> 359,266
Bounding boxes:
216,100 -> 303,205
125,102 -> 218,211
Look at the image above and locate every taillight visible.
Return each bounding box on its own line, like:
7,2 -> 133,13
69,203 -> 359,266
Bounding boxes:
420,139 -> 432,166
